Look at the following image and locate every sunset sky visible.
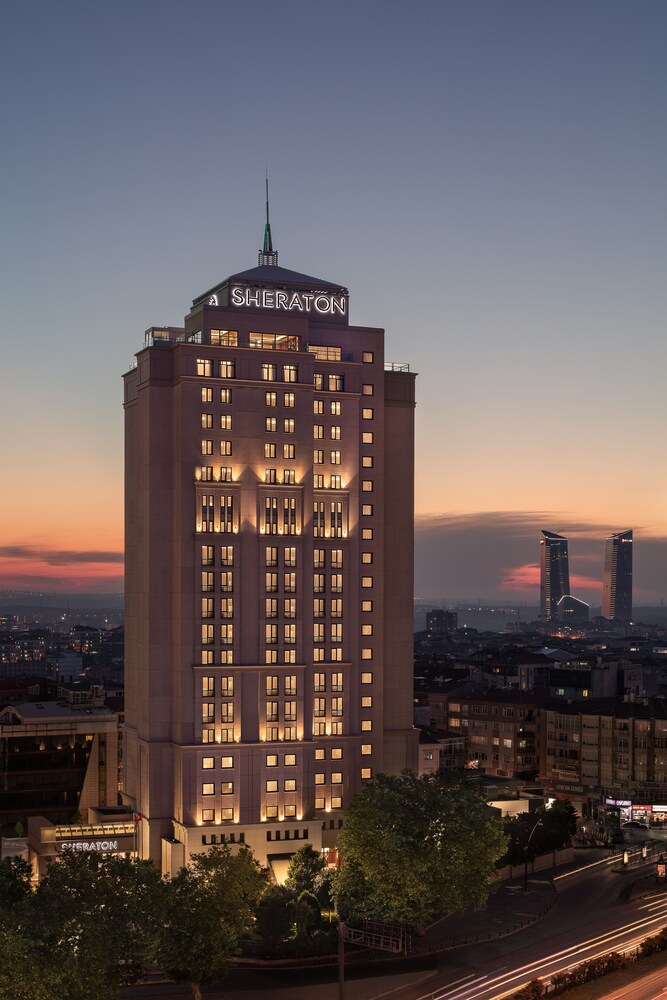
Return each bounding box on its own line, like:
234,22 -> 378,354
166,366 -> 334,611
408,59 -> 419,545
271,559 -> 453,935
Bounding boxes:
1,1 -> 666,604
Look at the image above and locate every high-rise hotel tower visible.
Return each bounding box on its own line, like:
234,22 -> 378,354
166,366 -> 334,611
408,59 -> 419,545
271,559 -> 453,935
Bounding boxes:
601,529 -> 633,622
122,216 -> 417,871
540,530 -> 570,622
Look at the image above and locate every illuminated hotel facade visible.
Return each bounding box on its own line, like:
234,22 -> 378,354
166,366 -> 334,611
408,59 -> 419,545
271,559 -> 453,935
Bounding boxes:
122,223 -> 417,870
540,530 -> 570,622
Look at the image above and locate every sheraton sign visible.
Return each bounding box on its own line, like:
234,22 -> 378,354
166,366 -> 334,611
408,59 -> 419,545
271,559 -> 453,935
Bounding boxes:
229,285 -> 347,317
60,840 -> 119,853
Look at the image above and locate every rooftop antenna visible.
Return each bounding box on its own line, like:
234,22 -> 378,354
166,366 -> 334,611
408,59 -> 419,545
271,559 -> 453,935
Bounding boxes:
259,171 -> 278,266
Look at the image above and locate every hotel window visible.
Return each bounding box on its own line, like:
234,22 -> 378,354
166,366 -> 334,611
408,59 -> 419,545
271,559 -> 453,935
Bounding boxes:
361,624 -> 373,635
314,574 -> 325,593
220,415 -> 232,430
210,330 -> 238,347
362,552 -> 373,565
313,598 -> 325,617
284,778 -> 297,792
284,444 -> 295,459
266,780 -> 278,793
331,796 -> 343,809
284,675 -> 297,696
330,426 -> 341,440
315,773 -> 325,785
362,528 -> 373,540
314,373 -> 324,390
313,622 -> 325,643
220,807 -> 234,821
202,728 -> 215,744
331,624 -> 343,643
362,504 -> 373,516
266,676 -> 279,696
221,546 -> 234,566
202,624 -> 214,645
202,414 -> 213,429
201,494 -> 214,531
220,440 -> 232,456
202,808 -> 215,823
314,474 -> 325,488
361,672 -> 373,684
283,598 -> 296,618
219,361 -> 235,379
284,624 -> 296,644
284,546 -> 296,567
330,475 -> 342,489
201,651 -> 214,665
330,502 -> 343,537
284,391 -> 295,407
362,481 -> 373,492
362,384 -> 374,396
283,469 -> 295,484
266,598 -> 278,618
262,363 -> 277,381
265,443 -> 276,459
202,677 -> 215,697
331,599 -> 342,618
284,418 -> 295,433
220,702 -> 234,723
284,701 -> 297,722
266,572 -> 278,592
265,469 -> 277,484
330,648 -> 342,662
330,400 -> 341,416
199,466 -> 213,482
221,757 -> 234,768
220,495 -> 234,533
362,456 -> 373,468
266,805 -> 278,819
221,781 -> 234,795
361,696 -> 373,708
314,450 -> 324,464
284,804 -> 297,817
201,571 -> 214,592
265,417 -> 277,432
314,673 -> 326,692
283,498 -> 297,534
220,650 -> 234,665
331,574 -> 343,593
361,744 -> 372,756
220,466 -> 232,482
266,702 -> 279,723
331,773 -> 342,784
313,501 -> 325,536
220,388 -> 232,403
264,497 -> 278,534
331,673 -> 343,692
266,755 -> 278,766
362,351 -> 374,363
362,408 -> 374,420
202,387 -> 213,403
363,720 -> 373,732
314,425 -> 324,439
330,450 -> 341,465
314,648 -> 325,662
265,391 -> 277,406
315,797 -> 325,810
265,546 -> 278,566
314,698 -> 326,719
220,624 -> 233,644
314,549 -> 325,568
361,768 -> 372,780
284,571 -> 297,593
220,598 -> 233,618
362,432 -> 374,444
221,676 -> 234,696
362,649 -> 373,660
202,756 -> 215,769
328,374 -> 343,392
201,598 -> 214,619
202,783 -> 215,796
202,704 -> 215,724
284,753 -> 296,766
197,359 -> 212,377
265,625 -> 278,645
202,440 -> 213,455
314,399 -> 324,414
283,364 -> 297,383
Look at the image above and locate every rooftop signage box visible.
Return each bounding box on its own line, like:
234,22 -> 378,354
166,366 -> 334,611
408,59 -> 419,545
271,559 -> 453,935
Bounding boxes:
227,285 -> 347,318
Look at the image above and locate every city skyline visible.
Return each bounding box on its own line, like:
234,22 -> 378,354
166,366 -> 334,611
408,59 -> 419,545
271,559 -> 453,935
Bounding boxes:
2,2 -> 666,602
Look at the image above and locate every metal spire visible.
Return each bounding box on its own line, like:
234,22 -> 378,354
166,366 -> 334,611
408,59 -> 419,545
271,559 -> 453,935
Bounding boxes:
259,173 -> 278,265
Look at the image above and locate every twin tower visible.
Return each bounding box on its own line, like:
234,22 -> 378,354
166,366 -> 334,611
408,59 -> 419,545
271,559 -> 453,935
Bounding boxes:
540,529 -> 633,624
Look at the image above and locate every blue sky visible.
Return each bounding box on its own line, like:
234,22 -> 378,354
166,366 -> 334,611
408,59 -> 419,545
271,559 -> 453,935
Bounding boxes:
1,1 -> 665,600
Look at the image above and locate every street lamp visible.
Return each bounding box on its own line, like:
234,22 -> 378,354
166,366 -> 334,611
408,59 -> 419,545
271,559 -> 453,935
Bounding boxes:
523,819 -> 543,891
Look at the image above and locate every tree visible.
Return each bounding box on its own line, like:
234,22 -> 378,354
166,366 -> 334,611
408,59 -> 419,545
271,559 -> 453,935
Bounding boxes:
503,800 -> 578,865
334,771 -> 507,929
292,890 -> 322,935
254,883 -> 295,947
34,852 -> 165,999
157,845 -> 268,1000
0,856 -> 32,912
285,842 -> 327,896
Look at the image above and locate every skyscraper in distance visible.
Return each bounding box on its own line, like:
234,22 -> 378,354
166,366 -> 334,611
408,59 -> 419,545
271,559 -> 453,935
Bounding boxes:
601,530 -> 633,622
540,530 -> 570,621
122,203 -> 418,872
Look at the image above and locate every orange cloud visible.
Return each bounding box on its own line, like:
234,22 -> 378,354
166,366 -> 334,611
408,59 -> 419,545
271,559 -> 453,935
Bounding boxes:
499,562 -> 602,594
0,547 -> 123,593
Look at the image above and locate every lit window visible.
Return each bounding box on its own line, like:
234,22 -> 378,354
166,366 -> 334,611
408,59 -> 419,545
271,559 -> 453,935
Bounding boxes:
362,720 -> 373,731
265,391 -> 277,407
221,676 -> 233,696
361,624 -> 373,635
362,552 -> 373,564
330,475 -> 342,489
330,450 -> 341,465
265,417 -> 277,432
202,677 -> 215,697
315,797 -> 325,810
266,755 -> 278,767
202,413 -> 213,429
197,359 -> 212,377
362,352 -> 374,363
202,756 -> 214,769
284,418 -> 295,433
202,783 -> 215,795
265,468 -> 277,484
265,443 -> 276,458
201,545 -> 214,566
202,808 -> 215,822
202,440 -> 213,455
266,780 -> 278,793
285,754 -> 296,765
361,696 -> 373,708
283,468 -> 295,484
362,528 -> 373,540
220,388 -> 232,403
201,388 -> 213,403
330,400 -> 341,416
362,408 -> 374,420
210,329 -> 238,346
201,598 -> 214,618
284,444 -> 295,459
330,426 -> 341,440
331,772 -> 342,784
220,441 -> 232,456
362,456 -> 373,468
361,577 -> 373,588
219,361 -> 235,379
220,807 -> 233,821
361,744 -> 372,756
314,425 -> 324,439
362,504 -> 373,516
315,773 -> 325,784
314,449 -> 324,464
220,415 -> 232,430
362,384 -> 374,396
362,432 -> 374,444
314,673 -> 326,692
266,805 -> 278,819
314,648 -> 325,662
284,778 -> 297,792
283,364 -> 297,383
314,399 -> 324,414
331,796 -> 342,809
361,672 -> 373,684
262,364 -> 277,381
331,748 -> 342,760
331,673 -> 343,692
362,480 -> 373,492
265,624 -> 278,644
221,781 -> 234,794
284,391 -> 295,407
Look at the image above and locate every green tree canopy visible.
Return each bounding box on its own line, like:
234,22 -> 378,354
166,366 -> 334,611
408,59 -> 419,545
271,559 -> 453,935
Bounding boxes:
0,856 -> 32,913
156,845 -> 268,1000
334,770 -> 506,928
285,842 -> 327,896
254,883 -> 295,946
503,800 -> 578,865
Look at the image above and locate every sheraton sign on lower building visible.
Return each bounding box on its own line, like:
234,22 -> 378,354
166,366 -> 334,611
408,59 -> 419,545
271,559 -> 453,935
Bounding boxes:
60,839 -> 119,853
